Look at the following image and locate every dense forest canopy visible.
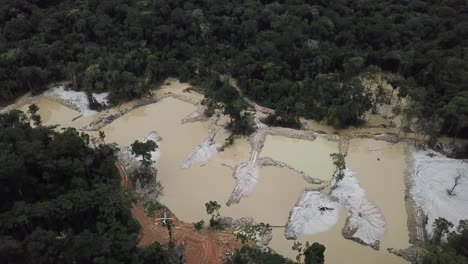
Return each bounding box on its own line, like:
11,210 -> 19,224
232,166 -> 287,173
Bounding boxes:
0,110 -> 175,263
1,0 -> 467,133
423,219 -> 468,264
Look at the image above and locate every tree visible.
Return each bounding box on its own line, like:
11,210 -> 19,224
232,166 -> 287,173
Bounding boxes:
432,218 -> 454,245
27,104 -> 41,126
303,242 -> 326,264
0,110 -> 174,263
330,153 -> 346,182
166,219 -> 174,249
1,0 -> 468,140
193,220 -> 204,231
235,223 -> 271,245
205,200 -> 221,227
99,131 -> 106,143
445,92 -> 468,139
447,170 -> 464,196
423,220 -> 468,264
131,140 -> 157,166
226,245 -> 295,264
292,241 -> 326,264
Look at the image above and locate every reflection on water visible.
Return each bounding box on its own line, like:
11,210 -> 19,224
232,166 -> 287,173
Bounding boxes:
261,135 -> 338,180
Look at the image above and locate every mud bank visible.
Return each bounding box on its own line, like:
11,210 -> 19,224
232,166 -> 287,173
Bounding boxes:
181,129 -> 222,169
226,121 -> 337,206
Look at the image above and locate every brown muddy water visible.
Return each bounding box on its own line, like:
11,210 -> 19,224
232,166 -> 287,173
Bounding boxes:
269,140 -> 410,264
21,98 -> 80,127
100,97 -> 317,224
261,135 -> 338,181
14,91 -> 410,264
346,139 -> 411,250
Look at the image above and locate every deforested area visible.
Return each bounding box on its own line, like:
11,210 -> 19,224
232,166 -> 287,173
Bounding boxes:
2,1 -> 468,264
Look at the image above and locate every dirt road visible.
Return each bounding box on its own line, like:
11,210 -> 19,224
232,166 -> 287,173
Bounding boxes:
115,161 -> 131,189
132,205 -> 242,264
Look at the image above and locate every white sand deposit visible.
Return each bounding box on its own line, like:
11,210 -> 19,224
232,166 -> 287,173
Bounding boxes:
181,129 -> 222,169
285,191 -> 340,239
226,158 -> 261,206
44,86 -> 109,116
331,169 -> 386,249
284,169 -> 386,249
410,150 -> 468,234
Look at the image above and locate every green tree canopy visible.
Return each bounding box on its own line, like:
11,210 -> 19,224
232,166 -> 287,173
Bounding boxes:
0,110 -> 173,263
131,140 -> 157,166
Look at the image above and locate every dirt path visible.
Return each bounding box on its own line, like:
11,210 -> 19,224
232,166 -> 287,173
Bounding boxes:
115,161 -> 131,189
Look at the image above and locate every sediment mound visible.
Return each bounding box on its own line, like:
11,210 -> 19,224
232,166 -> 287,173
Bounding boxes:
259,157 -> 323,184
44,86 -> 108,116
410,150 -> 468,235
227,119 -> 328,206
285,191 -> 340,239
181,105 -> 209,124
226,160 -> 260,206
331,169 -> 386,250
181,129 -> 222,169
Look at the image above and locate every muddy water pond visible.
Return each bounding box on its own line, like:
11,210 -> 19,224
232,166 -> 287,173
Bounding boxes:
100,97 -> 317,224
270,211 -> 407,264
261,135 -> 338,181
100,98 -> 409,263
269,138 -> 410,264
18,95 -> 411,264
21,98 -> 80,127
346,139 -> 411,250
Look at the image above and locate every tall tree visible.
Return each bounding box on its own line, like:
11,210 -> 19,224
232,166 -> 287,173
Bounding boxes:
131,140 -> 157,166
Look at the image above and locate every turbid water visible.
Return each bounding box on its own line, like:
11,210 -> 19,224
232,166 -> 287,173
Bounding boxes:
269,139 -> 410,263
12,82 -> 412,264
346,139 -> 411,250
21,98 -> 80,127
270,211 -> 407,264
100,97 -> 316,224
261,135 -> 338,181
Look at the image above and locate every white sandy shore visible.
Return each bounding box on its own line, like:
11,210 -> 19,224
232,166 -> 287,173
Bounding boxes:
44,86 -> 109,116
410,150 -> 468,234
181,129 -> 222,169
285,191 -> 340,239
285,169 -> 386,249
331,169 -> 386,248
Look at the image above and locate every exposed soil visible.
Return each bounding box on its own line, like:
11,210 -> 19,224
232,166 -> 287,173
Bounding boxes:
115,160 -> 242,264
115,161 -> 131,189
132,205 -> 242,264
